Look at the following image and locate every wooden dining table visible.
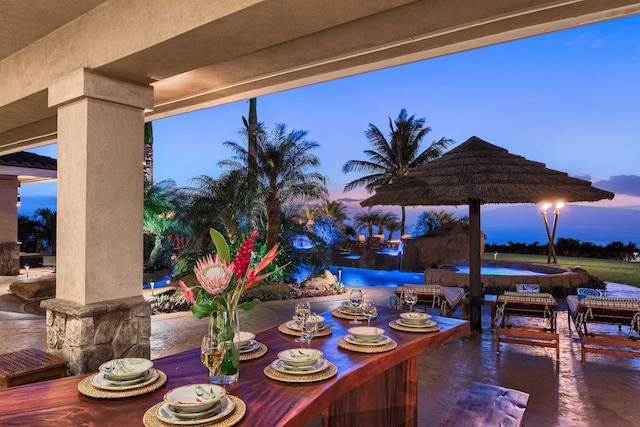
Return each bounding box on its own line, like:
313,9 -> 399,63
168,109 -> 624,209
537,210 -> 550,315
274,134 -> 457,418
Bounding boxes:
0,305 -> 469,427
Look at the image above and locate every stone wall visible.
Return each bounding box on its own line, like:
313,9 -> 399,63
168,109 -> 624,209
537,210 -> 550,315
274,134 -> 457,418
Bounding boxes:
41,296 -> 151,375
0,242 -> 20,275
401,222 -> 483,272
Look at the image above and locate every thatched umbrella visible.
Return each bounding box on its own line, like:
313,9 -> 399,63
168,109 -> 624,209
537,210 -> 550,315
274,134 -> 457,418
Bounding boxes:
361,136 -> 614,332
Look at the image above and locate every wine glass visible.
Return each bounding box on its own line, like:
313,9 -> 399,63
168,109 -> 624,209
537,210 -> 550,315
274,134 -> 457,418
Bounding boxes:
294,301 -> 311,343
362,299 -> 377,327
404,288 -> 418,312
301,312 -> 319,348
349,288 -> 363,324
201,335 -> 223,383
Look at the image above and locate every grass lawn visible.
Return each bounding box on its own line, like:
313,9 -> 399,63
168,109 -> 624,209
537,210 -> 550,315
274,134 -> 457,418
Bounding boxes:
484,253 -> 640,288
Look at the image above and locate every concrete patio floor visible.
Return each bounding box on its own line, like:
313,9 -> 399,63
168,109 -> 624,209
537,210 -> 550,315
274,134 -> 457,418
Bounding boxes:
1,268 -> 640,426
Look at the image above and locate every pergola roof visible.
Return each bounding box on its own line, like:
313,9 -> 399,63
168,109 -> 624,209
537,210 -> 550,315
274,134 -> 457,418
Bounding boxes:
0,151 -> 57,184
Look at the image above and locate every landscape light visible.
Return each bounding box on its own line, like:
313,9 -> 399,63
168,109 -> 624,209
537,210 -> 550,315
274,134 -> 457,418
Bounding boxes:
540,202 -> 564,264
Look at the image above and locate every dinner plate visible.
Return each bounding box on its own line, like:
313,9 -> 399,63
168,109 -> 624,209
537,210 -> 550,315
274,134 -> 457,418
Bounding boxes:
91,368 -> 159,391
271,358 -> 329,375
285,320 -> 328,332
165,401 -> 222,420
239,340 -> 260,354
156,396 -> 236,425
397,318 -> 437,328
344,334 -> 391,347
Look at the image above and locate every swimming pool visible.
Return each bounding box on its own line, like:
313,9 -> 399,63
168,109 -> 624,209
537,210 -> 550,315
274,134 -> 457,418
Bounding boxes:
453,266 -> 544,276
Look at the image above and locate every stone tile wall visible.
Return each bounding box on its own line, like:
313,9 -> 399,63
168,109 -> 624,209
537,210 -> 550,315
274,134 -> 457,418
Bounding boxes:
41,296 -> 151,375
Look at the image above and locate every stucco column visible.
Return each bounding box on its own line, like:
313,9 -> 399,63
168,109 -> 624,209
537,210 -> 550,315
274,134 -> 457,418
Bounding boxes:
48,69 -> 152,305
0,176 -> 20,275
42,69 -> 154,374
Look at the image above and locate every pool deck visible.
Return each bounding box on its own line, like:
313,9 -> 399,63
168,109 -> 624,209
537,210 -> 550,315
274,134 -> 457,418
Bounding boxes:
1,268 -> 640,426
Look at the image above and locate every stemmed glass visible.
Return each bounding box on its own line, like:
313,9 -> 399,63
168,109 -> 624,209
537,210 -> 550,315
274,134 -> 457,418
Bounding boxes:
301,312 -> 319,348
294,301 -> 311,343
362,299 -> 377,327
201,335 -> 223,384
349,288 -> 363,324
404,288 -> 418,312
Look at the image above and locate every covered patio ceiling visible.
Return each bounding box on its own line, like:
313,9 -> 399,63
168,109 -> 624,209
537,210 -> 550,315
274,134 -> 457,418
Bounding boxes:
1,0 -> 640,153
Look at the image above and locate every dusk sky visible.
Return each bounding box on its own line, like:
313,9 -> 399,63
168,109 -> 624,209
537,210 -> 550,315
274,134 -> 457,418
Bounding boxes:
22,14 -> 640,243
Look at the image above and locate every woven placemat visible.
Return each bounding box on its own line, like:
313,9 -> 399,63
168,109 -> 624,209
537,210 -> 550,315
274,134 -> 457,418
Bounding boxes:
278,323 -> 333,338
388,320 -> 440,333
337,337 -> 397,353
331,308 -> 370,321
78,369 -> 167,399
263,361 -> 337,383
240,342 -> 267,361
143,395 -> 246,427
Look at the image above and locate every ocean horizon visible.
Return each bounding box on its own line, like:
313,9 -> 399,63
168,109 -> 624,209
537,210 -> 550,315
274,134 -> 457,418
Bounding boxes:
17,196 -> 640,247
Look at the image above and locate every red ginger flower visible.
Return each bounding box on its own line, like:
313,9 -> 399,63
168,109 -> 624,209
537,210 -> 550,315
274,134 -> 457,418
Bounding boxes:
232,230 -> 258,279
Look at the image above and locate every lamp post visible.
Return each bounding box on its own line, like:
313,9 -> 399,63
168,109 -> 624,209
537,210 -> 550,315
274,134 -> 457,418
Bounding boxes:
541,202 -> 563,264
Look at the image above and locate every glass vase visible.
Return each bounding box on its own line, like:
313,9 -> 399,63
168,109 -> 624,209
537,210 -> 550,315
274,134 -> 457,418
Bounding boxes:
208,309 -> 240,385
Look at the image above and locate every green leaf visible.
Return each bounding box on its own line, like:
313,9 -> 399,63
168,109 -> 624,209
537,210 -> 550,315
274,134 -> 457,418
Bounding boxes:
191,300 -> 215,319
209,228 -> 230,261
237,298 -> 260,312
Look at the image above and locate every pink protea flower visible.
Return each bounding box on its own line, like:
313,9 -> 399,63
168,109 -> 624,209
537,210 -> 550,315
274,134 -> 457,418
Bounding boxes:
193,254 -> 234,296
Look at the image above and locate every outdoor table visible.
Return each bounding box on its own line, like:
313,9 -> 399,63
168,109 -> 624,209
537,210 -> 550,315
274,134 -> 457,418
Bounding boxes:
0,305 -> 469,427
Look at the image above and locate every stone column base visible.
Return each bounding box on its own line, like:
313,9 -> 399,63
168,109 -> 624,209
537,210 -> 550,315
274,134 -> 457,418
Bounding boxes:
0,242 -> 20,275
41,296 -> 151,375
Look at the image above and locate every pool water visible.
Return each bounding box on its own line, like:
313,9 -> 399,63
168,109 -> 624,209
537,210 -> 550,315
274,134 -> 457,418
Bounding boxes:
454,266 -> 544,276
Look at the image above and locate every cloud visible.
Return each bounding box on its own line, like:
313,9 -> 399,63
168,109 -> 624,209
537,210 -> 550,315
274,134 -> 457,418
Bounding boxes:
594,175 -> 640,196
336,197 -> 363,203
566,32 -> 606,48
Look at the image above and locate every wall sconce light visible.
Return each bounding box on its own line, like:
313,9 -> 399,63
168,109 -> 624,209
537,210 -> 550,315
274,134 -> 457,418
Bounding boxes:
16,194 -> 20,207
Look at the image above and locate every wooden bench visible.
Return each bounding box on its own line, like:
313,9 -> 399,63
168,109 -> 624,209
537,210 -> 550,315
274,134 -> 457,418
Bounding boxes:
395,284 -> 465,317
0,348 -> 68,388
439,382 -> 529,427
567,295 -> 640,363
496,292 -> 560,360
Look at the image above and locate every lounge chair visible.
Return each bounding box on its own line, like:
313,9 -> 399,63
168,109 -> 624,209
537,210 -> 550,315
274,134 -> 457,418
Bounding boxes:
395,284 -> 465,317
567,293 -> 640,363
496,291 -> 560,360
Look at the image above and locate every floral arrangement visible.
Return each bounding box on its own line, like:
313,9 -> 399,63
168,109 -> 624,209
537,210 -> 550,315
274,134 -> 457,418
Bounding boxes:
179,228 -> 280,318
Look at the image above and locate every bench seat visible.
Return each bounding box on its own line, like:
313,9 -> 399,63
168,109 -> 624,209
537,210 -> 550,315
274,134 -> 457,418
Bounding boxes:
438,382 -> 529,427
567,295 -> 640,363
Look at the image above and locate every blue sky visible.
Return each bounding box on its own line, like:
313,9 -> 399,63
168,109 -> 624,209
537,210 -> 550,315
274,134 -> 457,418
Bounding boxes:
22,14 -> 640,241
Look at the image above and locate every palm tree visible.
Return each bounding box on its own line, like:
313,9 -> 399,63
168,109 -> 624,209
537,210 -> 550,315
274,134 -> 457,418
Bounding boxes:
220,123 -> 328,249
143,179 -> 180,270
34,208 -> 56,255
182,170 -> 251,244
343,108 -> 453,235
353,208 -> 382,237
377,212 -> 399,239
317,200 -> 349,225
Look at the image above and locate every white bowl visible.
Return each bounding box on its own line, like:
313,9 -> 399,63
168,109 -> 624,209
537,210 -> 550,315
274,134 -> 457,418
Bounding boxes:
399,312 -> 431,324
277,348 -> 323,367
291,314 -> 326,328
234,331 -> 256,348
164,384 -> 226,413
98,358 -> 153,381
348,326 -> 384,342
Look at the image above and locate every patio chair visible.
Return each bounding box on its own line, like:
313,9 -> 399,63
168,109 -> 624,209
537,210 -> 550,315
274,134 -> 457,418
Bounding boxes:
372,234 -> 389,249
366,236 -> 382,251
395,284 -> 465,317
567,293 -> 640,363
496,291 -> 560,360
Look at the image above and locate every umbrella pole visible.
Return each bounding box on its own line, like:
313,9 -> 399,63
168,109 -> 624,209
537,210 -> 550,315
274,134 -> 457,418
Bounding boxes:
469,199 -> 482,333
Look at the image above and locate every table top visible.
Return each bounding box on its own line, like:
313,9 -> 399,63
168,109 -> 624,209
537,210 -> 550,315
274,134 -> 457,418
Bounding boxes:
0,305 -> 469,427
